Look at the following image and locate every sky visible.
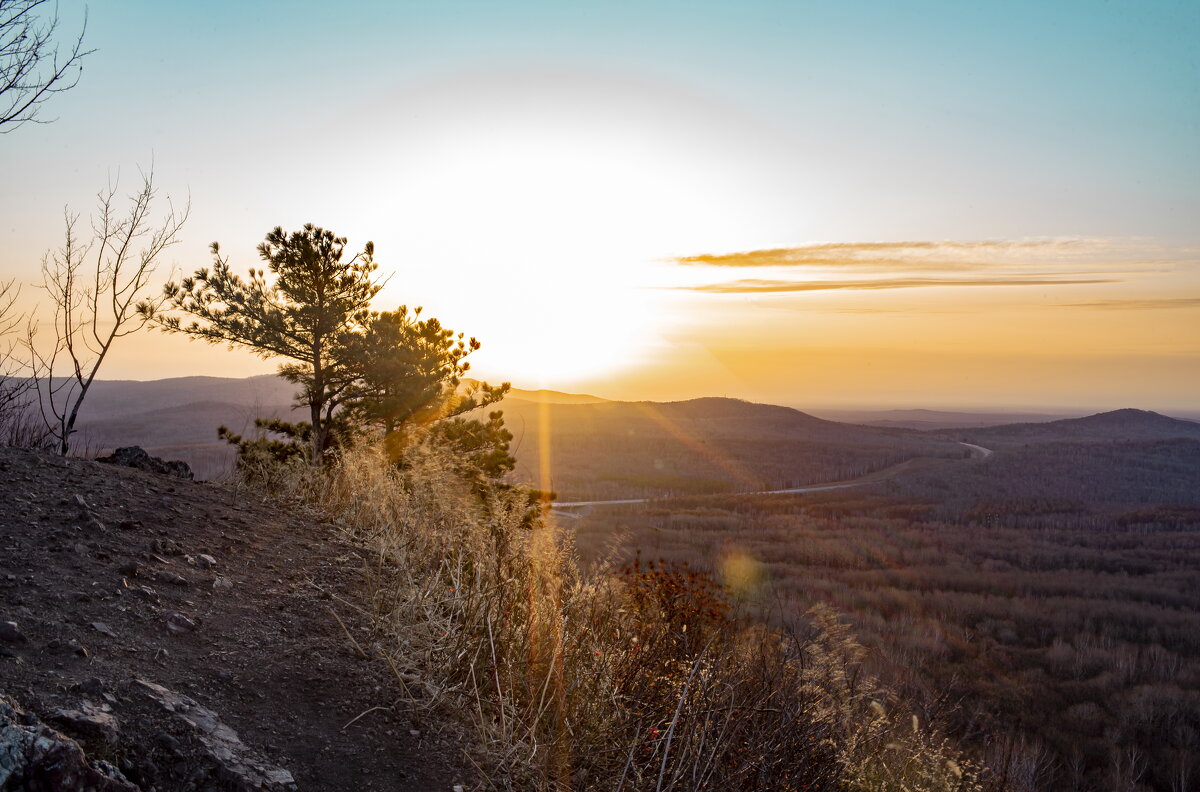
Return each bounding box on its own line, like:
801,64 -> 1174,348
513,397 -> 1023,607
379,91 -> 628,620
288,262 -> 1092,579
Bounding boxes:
1,0 -> 1198,411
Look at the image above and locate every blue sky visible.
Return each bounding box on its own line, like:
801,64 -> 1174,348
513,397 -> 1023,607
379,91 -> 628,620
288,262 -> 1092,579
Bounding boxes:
12,0 -> 1197,240
2,0 -> 1197,407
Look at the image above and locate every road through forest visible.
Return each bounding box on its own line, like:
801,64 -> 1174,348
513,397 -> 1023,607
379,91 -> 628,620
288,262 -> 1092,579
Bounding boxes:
551,441 -> 992,513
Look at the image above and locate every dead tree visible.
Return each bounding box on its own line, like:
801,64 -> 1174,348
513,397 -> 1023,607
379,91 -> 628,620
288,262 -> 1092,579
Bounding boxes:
0,0 -> 92,131
30,168 -> 188,455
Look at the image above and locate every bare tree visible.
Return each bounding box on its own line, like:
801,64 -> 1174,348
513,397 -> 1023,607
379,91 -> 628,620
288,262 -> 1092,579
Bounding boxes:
30,168 -> 187,455
0,277 -> 31,415
0,0 -> 92,131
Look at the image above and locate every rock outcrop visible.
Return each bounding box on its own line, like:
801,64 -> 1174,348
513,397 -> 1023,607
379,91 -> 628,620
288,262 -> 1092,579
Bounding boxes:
0,694 -> 137,791
133,679 -> 296,791
96,446 -> 194,480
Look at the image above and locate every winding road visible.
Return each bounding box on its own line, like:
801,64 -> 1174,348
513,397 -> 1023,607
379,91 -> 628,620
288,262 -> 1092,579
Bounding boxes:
551,441 -> 991,514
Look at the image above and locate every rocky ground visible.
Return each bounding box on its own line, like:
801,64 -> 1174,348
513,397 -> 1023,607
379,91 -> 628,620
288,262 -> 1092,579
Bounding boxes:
0,446 -> 472,791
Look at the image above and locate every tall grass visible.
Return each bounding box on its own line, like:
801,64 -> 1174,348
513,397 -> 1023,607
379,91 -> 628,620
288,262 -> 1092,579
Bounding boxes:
272,441 -> 990,791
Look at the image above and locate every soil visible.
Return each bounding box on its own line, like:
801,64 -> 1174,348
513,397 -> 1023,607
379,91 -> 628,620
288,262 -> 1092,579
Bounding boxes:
0,446 -> 473,791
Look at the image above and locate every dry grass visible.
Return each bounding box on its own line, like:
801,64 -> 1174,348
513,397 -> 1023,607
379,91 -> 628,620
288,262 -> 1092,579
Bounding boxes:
260,440 -> 989,791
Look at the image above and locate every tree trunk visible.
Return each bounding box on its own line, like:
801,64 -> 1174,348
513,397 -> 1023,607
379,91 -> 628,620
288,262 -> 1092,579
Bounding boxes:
309,399 -> 325,466
309,344 -> 325,466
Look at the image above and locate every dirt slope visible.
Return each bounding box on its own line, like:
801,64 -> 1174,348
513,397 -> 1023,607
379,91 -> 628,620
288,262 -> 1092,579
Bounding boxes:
0,446 -> 470,791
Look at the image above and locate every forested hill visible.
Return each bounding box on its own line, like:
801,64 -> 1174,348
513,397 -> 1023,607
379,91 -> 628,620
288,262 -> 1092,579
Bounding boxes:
38,376 -> 1200,501
496,396 -> 966,500
948,408 -> 1200,446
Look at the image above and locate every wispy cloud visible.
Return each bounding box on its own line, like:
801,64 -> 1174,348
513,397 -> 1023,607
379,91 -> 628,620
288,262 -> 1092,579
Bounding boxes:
1060,297 -> 1200,310
665,238 -> 1186,296
683,276 -> 1119,294
674,239 -> 1102,271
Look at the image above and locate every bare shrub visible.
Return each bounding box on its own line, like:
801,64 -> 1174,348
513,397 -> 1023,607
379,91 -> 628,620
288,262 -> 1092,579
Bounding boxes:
0,277 -> 50,449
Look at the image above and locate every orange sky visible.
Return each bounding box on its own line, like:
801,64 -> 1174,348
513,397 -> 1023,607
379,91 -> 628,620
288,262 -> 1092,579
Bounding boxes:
46,235 -> 1195,413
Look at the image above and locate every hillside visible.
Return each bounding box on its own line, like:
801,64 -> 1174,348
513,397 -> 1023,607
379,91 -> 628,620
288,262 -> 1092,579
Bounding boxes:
568,481 -> 1200,792
66,375 -> 297,419
497,396 -> 966,500
949,408 -> 1200,446
47,375 -> 301,479
45,376 -> 1200,503
808,407 -> 1073,430
0,447 -> 468,791
462,379 -> 608,405
58,377 -> 969,495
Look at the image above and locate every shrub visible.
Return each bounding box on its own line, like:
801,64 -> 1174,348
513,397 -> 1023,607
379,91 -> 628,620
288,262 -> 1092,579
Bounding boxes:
249,440 -> 989,791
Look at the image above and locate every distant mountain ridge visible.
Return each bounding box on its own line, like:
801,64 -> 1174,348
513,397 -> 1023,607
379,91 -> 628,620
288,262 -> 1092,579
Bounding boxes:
953,408 -> 1200,446
808,407 -> 1075,430
21,376 -> 1198,493
54,374 -> 296,420
465,380 -> 609,406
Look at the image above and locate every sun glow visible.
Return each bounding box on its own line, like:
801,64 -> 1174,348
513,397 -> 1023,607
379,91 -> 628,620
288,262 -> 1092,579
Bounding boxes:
330,70 -> 793,387
376,130 -> 673,383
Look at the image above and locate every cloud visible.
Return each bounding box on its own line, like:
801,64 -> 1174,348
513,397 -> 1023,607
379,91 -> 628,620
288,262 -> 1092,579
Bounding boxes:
682,277 -> 1119,294
664,238 -> 1196,299
674,239 -> 1100,271
1060,297 -> 1200,310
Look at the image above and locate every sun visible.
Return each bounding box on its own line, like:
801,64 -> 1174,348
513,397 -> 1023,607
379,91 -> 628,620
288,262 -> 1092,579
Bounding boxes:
339,69 -> 787,388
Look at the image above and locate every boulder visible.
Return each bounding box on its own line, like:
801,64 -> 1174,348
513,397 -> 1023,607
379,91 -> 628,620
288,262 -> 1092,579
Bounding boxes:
96,446 -> 194,480
50,702 -> 121,746
0,693 -> 137,790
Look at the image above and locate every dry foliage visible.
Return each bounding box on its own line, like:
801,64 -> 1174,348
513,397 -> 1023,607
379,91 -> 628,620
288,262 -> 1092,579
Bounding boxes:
255,441 -> 987,791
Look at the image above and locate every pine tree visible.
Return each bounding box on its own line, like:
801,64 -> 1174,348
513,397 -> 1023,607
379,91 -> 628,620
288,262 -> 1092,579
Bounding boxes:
338,307 -> 513,471
152,224 -> 380,465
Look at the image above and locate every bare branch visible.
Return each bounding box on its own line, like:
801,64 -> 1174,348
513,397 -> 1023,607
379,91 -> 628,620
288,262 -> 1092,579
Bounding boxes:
0,278 -> 32,418
31,165 -> 188,455
0,0 -> 94,132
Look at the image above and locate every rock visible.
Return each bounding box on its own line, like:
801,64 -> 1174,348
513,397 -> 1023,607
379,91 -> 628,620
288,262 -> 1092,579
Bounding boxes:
133,679 -> 296,790
212,576 -> 234,592
153,537 -> 185,556
0,620 -> 27,643
117,560 -> 140,577
72,494 -> 89,509
50,703 -> 121,746
195,554 -> 217,569
96,446 -> 194,480
76,677 -> 115,703
165,611 -> 198,633
0,693 -> 138,790
155,570 -> 189,587
91,621 -> 116,637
